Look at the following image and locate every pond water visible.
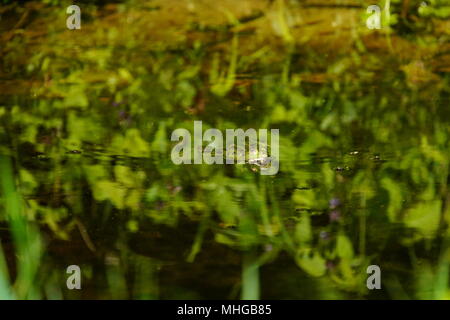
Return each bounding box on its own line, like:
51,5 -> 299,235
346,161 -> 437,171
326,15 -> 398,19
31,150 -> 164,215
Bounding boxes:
0,0 -> 450,299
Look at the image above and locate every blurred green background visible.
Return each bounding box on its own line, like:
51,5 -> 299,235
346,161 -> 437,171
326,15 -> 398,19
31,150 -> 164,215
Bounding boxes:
1,0 -> 450,299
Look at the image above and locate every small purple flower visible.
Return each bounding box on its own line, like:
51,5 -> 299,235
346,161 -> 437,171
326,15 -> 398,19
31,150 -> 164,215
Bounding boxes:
329,210 -> 341,222
112,100 -> 126,107
265,244 -> 273,252
329,198 -> 340,209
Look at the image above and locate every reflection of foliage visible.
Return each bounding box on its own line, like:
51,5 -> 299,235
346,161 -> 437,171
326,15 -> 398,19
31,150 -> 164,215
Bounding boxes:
418,0 -> 450,18
0,157 -> 43,299
390,0 -> 450,32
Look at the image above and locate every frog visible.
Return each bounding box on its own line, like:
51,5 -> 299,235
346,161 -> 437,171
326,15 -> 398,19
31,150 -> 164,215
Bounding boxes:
224,141 -> 273,172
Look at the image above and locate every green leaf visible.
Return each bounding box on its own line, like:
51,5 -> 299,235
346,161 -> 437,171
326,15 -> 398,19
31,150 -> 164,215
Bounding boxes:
336,234 -> 354,260
295,214 -> 312,245
381,177 -> 403,222
296,249 -> 326,277
403,200 -> 442,237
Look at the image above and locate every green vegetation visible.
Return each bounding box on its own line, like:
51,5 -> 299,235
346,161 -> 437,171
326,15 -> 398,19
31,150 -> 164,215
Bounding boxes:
0,0 -> 450,299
